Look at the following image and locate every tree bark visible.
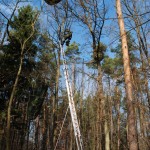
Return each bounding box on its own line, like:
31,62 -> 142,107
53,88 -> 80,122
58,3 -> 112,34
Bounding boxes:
116,87 -> 120,150
116,0 -> 138,149
51,49 -> 60,149
97,64 -> 105,150
35,116 -> 39,150
104,108 -> 110,150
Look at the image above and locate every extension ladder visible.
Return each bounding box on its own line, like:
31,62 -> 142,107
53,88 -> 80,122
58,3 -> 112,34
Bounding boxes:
60,43 -> 83,150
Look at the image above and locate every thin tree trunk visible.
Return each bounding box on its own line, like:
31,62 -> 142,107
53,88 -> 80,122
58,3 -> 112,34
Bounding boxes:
97,64 -> 104,150
26,121 -> 30,150
35,116 -> 40,150
80,59 -> 84,129
106,76 -> 113,150
51,49 -> 60,149
110,95 -> 113,150
116,87 -> 120,150
69,123 -> 73,150
104,107 -> 110,150
116,0 -> 138,149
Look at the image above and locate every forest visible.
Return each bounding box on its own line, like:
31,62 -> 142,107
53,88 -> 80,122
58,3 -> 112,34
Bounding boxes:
0,0 -> 149,150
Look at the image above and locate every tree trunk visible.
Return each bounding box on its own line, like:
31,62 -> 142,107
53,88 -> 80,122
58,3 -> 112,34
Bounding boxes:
104,107 -> 110,150
80,59 -> 84,128
26,121 -> 30,150
110,95 -> 113,150
116,87 -> 120,150
35,116 -> 40,150
69,123 -> 73,150
116,0 -> 138,149
51,49 -> 60,149
97,64 -> 105,150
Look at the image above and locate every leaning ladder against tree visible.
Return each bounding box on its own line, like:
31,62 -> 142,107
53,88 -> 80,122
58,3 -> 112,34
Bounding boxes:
42,0 -> 83,148
59,42 -> 83,150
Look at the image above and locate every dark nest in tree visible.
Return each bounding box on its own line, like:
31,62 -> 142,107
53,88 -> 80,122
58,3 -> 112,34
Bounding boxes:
93,43 -> 106,62
93,48 -> 104,62
44,0 -> 62,5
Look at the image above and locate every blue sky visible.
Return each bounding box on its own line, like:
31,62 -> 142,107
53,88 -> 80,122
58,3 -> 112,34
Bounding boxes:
0,0 -> 119,45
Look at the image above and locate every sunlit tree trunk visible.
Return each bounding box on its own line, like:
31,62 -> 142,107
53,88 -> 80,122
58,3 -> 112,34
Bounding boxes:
116,87 -> 120,150
97,64 -> 105,150
80,59 -> 84,130
116,0 -> 138,149
110,95 -> 113,150
104,107 -> 110,150
51,49 -> 60,149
